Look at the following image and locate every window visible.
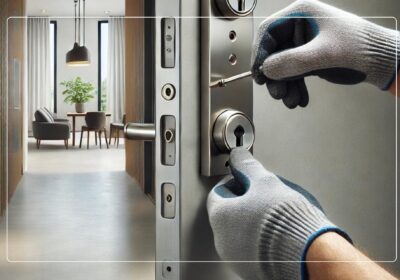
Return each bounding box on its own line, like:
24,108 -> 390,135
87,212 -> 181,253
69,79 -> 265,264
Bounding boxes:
50,21 -> 57,112
98,21 -> 108,111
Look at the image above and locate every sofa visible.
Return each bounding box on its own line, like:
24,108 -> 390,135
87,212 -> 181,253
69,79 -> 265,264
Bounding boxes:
32,107 -> 70,149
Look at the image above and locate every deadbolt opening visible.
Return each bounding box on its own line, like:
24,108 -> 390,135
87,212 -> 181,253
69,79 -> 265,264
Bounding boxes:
166,194 -> 172,203
166,266 -> 172,272
164,129 -> 175,143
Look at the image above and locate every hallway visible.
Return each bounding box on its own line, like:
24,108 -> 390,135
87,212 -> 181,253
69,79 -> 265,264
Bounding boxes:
0,138 -> 155,279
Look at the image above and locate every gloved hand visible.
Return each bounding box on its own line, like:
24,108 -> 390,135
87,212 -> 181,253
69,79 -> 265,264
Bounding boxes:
207,148 -> 351,280
251,0 -> 400,109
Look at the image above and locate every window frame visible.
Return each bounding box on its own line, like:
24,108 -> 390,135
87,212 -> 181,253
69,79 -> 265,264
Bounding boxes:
98,20 -> 109,111
50,20 -> 57,113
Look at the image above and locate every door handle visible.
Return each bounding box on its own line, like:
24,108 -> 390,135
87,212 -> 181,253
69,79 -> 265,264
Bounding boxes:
124,123 -> 156,141
125,117 -> 176,165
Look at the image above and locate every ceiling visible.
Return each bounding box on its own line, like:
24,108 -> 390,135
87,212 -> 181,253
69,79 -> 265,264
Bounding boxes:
26,0 -> 125,16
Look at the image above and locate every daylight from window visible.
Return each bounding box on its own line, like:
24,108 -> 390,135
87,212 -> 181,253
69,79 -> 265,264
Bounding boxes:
49,22 -> 55,112
100,22 -> 108,111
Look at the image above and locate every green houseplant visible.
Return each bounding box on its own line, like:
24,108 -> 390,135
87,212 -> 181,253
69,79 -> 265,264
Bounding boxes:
60,77 -> 95,113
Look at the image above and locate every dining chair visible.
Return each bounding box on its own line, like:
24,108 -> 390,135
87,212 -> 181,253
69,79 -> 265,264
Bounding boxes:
109,114 -> 126,148
79,112 -> 109,149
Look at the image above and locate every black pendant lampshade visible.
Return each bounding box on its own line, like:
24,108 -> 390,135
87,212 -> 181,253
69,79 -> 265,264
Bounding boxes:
66,0 -> 90,66
66,42 -> 90,66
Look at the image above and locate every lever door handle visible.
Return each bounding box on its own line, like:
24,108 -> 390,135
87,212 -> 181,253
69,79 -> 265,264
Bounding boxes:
124,123 -> 156,141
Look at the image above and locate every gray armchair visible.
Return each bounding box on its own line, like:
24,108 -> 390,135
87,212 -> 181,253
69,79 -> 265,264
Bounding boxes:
32,108 -> 70,149
42,107 -> 70,123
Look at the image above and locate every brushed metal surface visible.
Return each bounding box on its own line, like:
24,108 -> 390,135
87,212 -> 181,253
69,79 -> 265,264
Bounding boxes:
179,6 -> 242,278
201,0 -> 254,176
154,2 -> 181,279
124,123 -> 156,141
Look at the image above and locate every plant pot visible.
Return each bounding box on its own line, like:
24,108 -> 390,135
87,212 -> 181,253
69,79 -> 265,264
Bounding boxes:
75,103 -> 85,113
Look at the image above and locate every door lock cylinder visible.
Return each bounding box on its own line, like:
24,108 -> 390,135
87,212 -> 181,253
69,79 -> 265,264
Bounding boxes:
215,0 -> 257,17
213,110 -> 255,152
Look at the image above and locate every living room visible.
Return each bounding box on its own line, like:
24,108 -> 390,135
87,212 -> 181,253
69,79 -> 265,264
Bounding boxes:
28,1 -> 126,153
1,1 -> 156,279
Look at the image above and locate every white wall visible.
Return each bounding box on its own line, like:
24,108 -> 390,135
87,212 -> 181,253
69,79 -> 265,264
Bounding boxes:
55,18 -> 105,130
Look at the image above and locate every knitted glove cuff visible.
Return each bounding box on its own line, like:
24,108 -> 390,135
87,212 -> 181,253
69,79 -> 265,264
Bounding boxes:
360,24 -> 400,90
258,199 -> 352,280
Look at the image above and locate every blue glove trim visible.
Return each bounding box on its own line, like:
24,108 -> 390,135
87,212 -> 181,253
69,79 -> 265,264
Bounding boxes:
214,185 -> 239,198
300,227 -> 353,280
213,169 -> 250,198
277,176 -> 324,213
267,12 -> 319,37
231,166 -> 251,190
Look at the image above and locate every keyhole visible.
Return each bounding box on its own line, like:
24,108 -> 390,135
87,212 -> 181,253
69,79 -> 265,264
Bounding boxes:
238,0 -> 245,12
234,125 -> 245,147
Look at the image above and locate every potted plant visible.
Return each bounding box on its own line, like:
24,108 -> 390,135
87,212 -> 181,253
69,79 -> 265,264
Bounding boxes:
60,77 -> 95,113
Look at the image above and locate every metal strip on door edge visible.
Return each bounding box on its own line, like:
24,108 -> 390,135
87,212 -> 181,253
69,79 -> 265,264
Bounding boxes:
155,0 -> 181,279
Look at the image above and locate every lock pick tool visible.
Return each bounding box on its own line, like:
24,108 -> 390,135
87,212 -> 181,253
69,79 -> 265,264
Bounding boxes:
209,66 -> 262,88
209,71 -> 252,88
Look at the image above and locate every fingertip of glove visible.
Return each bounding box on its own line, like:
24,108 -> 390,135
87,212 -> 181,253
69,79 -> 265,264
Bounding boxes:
297,79 -> 309,107
282,81 -> 302,109
252,65 -> 267,85
229,147 -> 252,163
267,80 -> 288,99
251,46 -> 269,85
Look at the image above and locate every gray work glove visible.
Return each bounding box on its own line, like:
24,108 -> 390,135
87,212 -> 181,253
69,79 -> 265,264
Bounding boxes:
251,0 -> 400,109
207,148 -> 351,280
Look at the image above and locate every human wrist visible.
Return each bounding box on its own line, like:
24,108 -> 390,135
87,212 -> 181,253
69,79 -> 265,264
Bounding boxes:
305,232 -> 397,280
306,232 -> 354,262
306,232 -> 356,280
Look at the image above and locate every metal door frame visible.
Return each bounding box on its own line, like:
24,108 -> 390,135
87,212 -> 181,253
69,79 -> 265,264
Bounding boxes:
154,0 -> 181,279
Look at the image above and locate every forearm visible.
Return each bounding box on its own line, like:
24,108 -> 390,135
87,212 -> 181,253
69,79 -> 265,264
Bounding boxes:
306,232 -> 397,280
389,73 -> 399,96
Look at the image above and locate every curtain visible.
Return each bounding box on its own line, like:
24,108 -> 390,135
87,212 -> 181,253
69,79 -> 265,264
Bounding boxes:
107,17 -> 125,123
27,17 -> 51,131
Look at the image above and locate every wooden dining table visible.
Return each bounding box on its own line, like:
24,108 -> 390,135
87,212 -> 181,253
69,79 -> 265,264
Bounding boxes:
67,112 -> 111,146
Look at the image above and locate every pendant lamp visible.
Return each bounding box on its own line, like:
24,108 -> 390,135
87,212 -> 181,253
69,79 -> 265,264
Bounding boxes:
66,0 -> 90,66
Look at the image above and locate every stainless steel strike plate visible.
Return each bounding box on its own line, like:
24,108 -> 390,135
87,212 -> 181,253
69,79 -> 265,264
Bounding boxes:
201,0 -> 254,176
